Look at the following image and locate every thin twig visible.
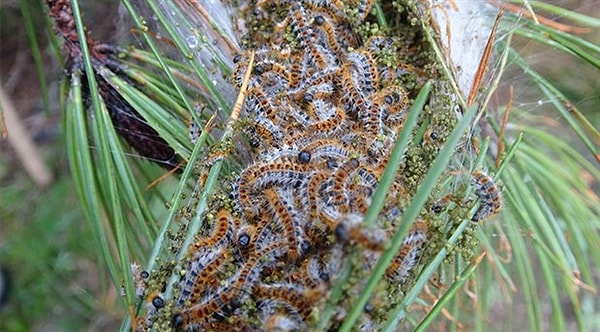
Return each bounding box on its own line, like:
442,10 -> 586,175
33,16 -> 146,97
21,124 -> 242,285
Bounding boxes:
468,9 -> 504,107
226,50 -> 255,130
0,85 -> 53,187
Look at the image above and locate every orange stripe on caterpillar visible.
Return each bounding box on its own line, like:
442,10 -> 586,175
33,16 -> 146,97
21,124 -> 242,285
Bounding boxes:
386,220 -> 428,283
264,187 -> 307,261
471,170 -> 501,221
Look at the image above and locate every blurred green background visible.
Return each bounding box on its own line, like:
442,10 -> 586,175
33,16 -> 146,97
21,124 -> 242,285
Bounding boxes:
0,0 -> 598,331
0,2 -> 125,330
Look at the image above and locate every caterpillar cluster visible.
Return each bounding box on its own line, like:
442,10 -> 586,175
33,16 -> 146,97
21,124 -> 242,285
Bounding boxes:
148,1 -> 453,331
46,0 -> 498,330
